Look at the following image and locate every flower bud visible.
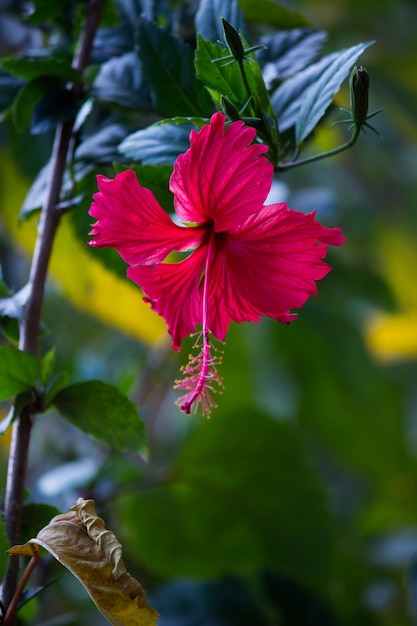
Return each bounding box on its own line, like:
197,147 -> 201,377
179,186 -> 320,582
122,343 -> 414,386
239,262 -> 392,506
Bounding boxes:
222,18 -> 245,61
221,96 -> 242,122
349,65 -> 369,128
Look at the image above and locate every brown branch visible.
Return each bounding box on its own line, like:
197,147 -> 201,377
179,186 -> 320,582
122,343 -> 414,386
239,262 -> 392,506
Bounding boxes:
1,0 -> 105,618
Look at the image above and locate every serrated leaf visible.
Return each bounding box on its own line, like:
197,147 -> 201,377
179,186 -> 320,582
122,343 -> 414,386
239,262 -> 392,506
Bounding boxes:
0,346 -> 39,402
195,35 -> 247,109
11,499 -> 159,626
271,50 -> 339,133
1,55 -> 80,82
76,124 -> 130,164
119,122 -> 193,165
137,18 -> 213,117
295,41 -> 374,145
195,0 -> 246,42
53,380 -> 146,452
258,29 -> 327,87
92,52 -> 152,110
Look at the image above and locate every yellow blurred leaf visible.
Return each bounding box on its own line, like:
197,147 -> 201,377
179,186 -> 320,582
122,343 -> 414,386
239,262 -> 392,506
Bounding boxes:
366,312 -> 417,362
20,498 -> 159,626
364,229 -> 417,361
0,153 -> 167,346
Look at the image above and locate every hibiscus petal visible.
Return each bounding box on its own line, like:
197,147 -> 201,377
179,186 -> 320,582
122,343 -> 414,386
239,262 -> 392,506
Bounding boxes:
127,246 -> 208,350
204,206 -> 345,339
170,112 -> 273,231
88,169 -> 204,265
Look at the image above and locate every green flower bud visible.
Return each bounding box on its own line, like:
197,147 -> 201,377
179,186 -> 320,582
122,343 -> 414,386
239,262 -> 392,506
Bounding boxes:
222,18 -> 245,61
349,65 -> 369,128
221,96 -> 242,122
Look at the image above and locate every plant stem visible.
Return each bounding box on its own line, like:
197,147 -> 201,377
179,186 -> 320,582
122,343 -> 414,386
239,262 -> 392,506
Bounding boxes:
277,125 -> 361,171
3,549 -> 40,626
1,0 -> 105,618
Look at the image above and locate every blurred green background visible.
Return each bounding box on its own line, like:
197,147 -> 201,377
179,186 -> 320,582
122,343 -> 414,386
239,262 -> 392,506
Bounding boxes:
1,0 -> 417,624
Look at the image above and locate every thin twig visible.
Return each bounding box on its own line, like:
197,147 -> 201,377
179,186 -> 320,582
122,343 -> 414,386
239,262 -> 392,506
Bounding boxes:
3,550 -> 40,626
1,0 -> 105,618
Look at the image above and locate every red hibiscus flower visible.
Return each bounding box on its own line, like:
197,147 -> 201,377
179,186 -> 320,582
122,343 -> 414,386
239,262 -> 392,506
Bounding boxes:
88,112 -> 345,416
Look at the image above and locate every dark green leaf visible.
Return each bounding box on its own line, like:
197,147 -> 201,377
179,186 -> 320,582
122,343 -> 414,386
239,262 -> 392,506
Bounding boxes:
114,163 -> 174,213
26,0 -> 74,24
92,52 -> 152,110
295,41 -> 374,145
20,161 -> 94,220
76,124 -> 129,164
12,77 -> 61,132
44,372 -> 70,407
32,87 -> 79,134
0,346 -> 39,402
239,0 -> 309,28
195,0 -> 246,43
0,70 -> 24,116
119,123 -> 193,165
121,410 -> 333,584
137,18 -> 213,117
54,380 -> 147,453
21,503 -> 61,544
1,55 -> 80,82
257,29 -> 327,86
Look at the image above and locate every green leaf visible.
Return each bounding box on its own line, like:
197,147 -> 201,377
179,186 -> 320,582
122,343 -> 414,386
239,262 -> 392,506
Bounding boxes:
40,348 -> 56,384
137,19 -> 213,117
119,122 -> 194,165
12,77 -> 61,132
257,29 -> 327,86
0,70 -> 24,116
25,0 -> 75,24
121,410 -> 333,584
295,41 -> 374,145
195,35 -> 247,109
21,503 -> 61,544
271,50 -> 340,133
239,0 -> 309,28
1,55 -> 80,82
31,86 -> 79,134
54,381 -> 147,453
92,52 -> 152,110
76,124 -> 128,164
0,346 -> 39,402
195,0 -> 246,42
